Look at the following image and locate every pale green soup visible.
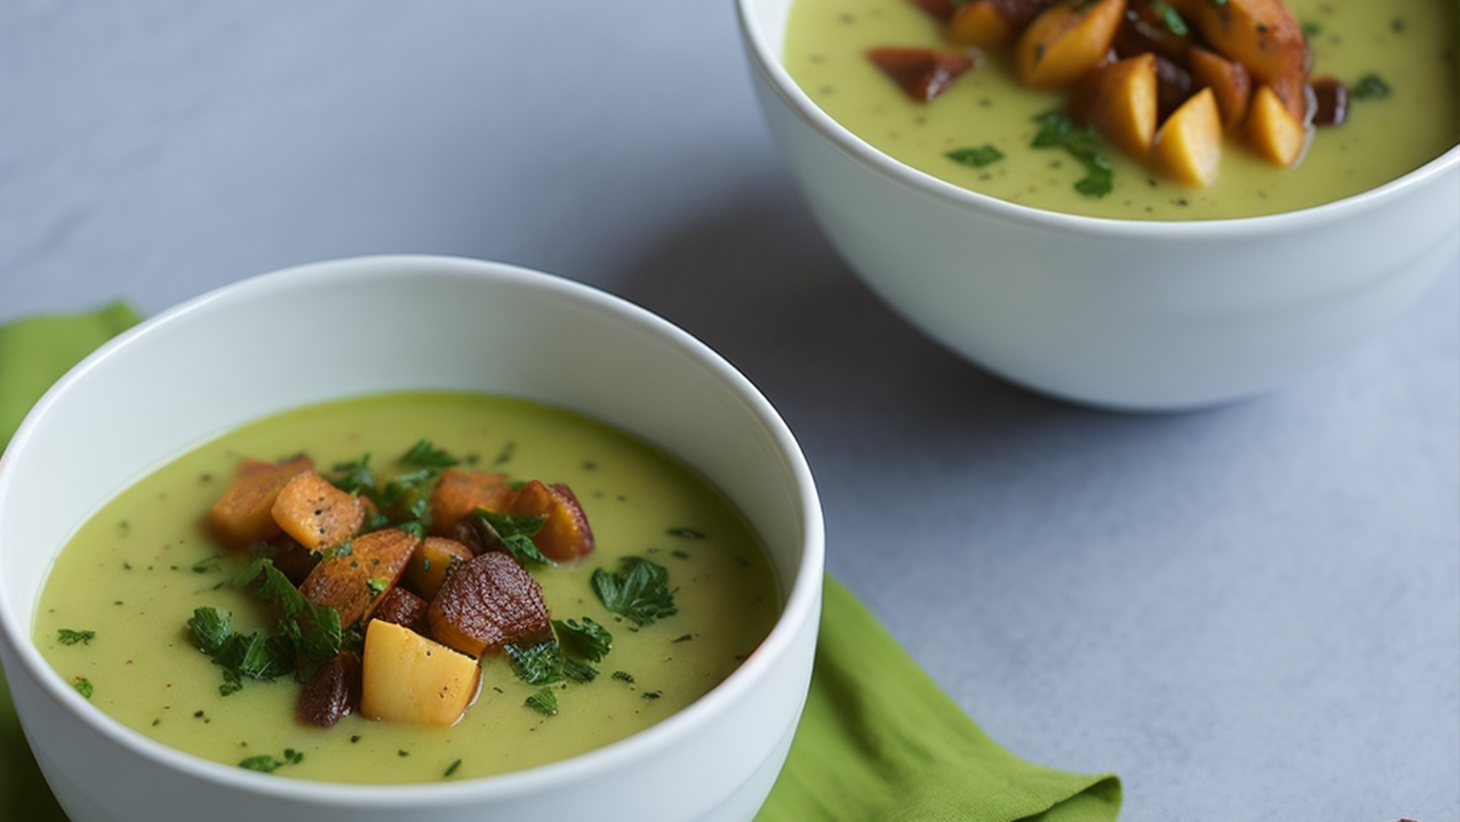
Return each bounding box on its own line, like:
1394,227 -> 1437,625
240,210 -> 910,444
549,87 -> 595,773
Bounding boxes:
34,392 -> 780,783
785,0 -> 1459,219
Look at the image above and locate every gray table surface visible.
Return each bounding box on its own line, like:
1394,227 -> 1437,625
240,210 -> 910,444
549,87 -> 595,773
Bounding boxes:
3,3 -> 1457,821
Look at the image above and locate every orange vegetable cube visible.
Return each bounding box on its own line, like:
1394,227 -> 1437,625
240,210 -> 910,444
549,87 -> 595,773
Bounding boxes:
1244,84 -> 1308,167
1152,87 -> 1222,187
1014,0 -> 1126,89
206,456 -> 313,549
271,470 -> 365,552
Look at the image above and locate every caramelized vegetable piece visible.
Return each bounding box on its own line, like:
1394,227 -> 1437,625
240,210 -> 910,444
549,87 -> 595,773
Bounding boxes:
867,47 -> 973,101
298,528 -> 418,627
1164,0 -> 1308,119
207,456 -> 313,549
1188,46 -> 1252,131
370,585 -> 430,635
947,0 -> 1015,48
1152,87 -> 1222,186
296,650 -> 361,728
1112,0 -> 1193,65
1079,53 -> 1158,156
510,480 -> 596,563
1152,54 -> 1193,121
360,620 -> 480,727
428,469 -> 514,543
271,470 -> 365,552
1309,76 -> 1347,127
907,0 -> 957,22
427,552 -> 552,657
1243,84 -> 1307,167
404,536 -> 474,601
1014,0 -> 1126,89
267,536 -> 320,586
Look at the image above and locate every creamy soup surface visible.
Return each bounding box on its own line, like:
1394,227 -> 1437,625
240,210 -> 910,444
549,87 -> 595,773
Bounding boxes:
784,0 -> 1459,219
35,391 -> 780,783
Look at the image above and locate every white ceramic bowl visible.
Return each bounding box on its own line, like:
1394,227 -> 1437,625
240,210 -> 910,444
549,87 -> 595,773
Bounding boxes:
737,0 -> 1460,410
0,256 -> 824,822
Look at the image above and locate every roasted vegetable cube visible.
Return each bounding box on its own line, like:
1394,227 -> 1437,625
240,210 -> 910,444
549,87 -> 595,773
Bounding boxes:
271,470 -> 365,552
510,480 -> 595,563
1014,0 -> 1126,89
296,650 -> 361,728
1152,87 -> 1223,186
207,456 -> 313,549
867,47 -> 973,101
404,536 -> 474,601
427,552 -> 552,657
360,620 -> 479,727
298,528 -> 418,627
428,469 -> 515,543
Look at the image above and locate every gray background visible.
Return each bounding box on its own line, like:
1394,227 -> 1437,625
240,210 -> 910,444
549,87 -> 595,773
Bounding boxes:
3,3 -> 1456,820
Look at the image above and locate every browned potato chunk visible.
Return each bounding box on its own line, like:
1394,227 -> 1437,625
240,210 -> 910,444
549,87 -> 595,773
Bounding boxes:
510,480 -> 596,563
1165,0 -> 1307,119
1188,46 -> 1252,131
206,456 -> 312,549
1078,52 -> 1158,156
370,585 -> 430,635
296,650 -> 361,728
947,0 -> 1015,48
404,535 -> 474,601
867,47 -> 973,101
360,620 -> 479,727
1152,87 -> 1222,186
428,469 -> 514,543
427,552 -> 552,657
1244,84 -> 1307,167
1014,0 -> 1126,89
298,528 -> 418,627
271,470 -> 365,552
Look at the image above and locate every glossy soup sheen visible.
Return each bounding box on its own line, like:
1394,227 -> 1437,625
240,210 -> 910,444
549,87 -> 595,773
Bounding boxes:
784,0 -> 1459,219
34,392 -> 781,783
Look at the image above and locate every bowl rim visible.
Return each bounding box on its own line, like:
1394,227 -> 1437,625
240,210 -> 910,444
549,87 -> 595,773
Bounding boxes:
0,254 -> 826,806
735,0 -> 1460,237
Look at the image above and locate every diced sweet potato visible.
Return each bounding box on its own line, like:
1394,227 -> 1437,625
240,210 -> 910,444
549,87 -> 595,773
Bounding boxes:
947,0 -> 1016,48
427,552 -> 552,657
1152,87 -> 1222,186
299,528 -> 419,627
1188,46 -> 1252,131
404,536 -> 474,601
296,650 -> 361,728
510,480 -> 596,563
271,470 -> 365,552
1014,0 -> 1126,89
206,456 -> 313,549
1243,83 -> 1307,167
429,469 -> 514,543
1164,0 -> 1307,118
867,47 -> 973,101
360,620 -> 479,727
370,585 -> 430,635
1078,53 -> 1158,156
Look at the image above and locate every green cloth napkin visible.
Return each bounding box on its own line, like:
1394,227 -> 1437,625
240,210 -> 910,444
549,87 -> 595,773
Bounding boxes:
0,306 -> 1119,822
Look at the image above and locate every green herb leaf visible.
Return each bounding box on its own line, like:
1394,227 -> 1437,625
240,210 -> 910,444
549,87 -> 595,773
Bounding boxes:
506,640 -> 597,685
554,617 -> 613,662
1030,111 -> 1114,198
611,670 -> 635,684
57,628 -> 95,646
1150,1 -> 1188,35
329,454 -> 377,497
474,508 -> 549,567
72,676 -> 94,699
187,607 -> 233,655
591,556 -> 677,626
666,527 -> 707,540
946,145 -> 1005,168
444,759 -> 463,778
1351,74 -> 1392,99
525,687 -> 558,716
400,439 -> 459,469
191,554 -> 223,574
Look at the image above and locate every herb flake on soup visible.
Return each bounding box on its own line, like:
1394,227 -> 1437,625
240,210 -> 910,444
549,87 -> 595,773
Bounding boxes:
34,391 -> 780,783
784,0 -> 1458,219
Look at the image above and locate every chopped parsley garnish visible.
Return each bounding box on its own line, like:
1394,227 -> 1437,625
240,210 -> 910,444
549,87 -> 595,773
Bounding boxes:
191,554 -> 223,573
612,670 -> 635,684
1150,1 -> 1188,35
554,617 -> 613,662
667,526 -> 707,539
945,145 -> 1005,168
238,749 -> 303,773
507,640 -> 597,685
642,690 -> 663,701
400,439 -> 459,469
493,442 -> 516,467
329,454 -> 377,496
474,508 -> 549,566
525,688 -> 558,716
1031,111 -> 1114,198
591,556 -> 677,626
57,628 -> 95,646
444,759 -> 463,778
72,676 -> 94,699
1351,74 -> 1392,100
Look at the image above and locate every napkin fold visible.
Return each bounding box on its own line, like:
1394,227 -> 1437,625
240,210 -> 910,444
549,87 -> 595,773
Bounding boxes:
0,305 -> 1119,822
